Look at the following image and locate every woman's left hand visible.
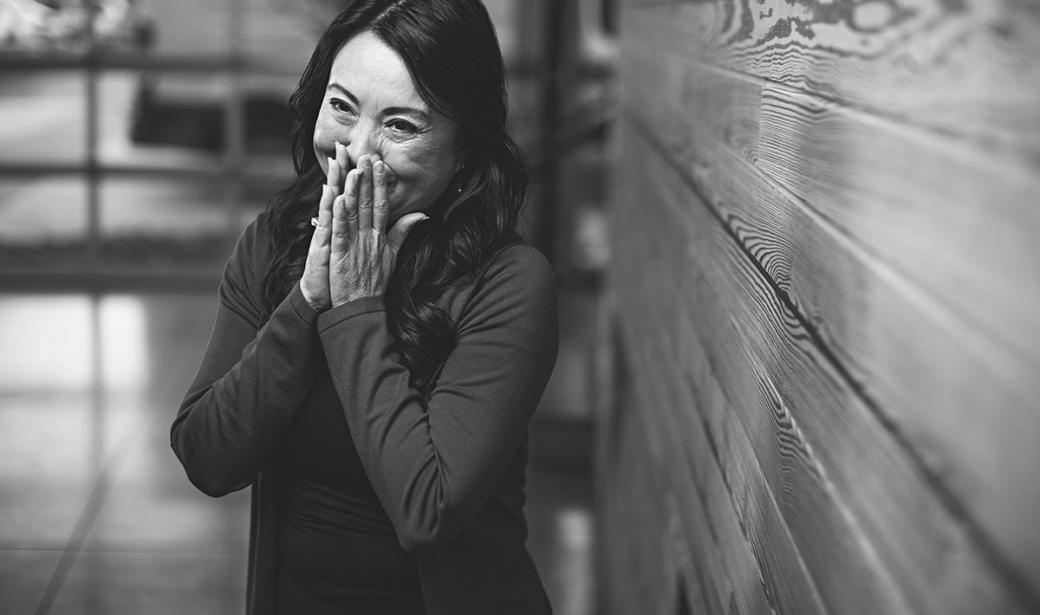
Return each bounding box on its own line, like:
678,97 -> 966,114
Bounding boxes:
329,153 -> 429,308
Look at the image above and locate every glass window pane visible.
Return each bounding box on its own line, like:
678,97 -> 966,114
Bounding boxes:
241,73 -> 295,160
0,177 -> 88,272
0,71 -> 86,165
97,70 -> 229,168
98,178 -> 236,271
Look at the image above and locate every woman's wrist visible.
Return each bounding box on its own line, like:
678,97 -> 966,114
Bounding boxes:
299,279 -> 330,312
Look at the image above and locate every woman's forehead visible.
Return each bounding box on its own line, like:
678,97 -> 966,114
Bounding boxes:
327,32 -> 427,111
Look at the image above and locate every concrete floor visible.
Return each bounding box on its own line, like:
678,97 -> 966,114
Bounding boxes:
0,290 -> 595,614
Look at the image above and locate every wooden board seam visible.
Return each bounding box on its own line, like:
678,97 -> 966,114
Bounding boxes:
622,111 -> 1040,612
685,59 -> 1040,175
620,3 -> 1040,166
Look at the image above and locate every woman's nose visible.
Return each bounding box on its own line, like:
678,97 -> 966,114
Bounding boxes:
342,121 -> 379,167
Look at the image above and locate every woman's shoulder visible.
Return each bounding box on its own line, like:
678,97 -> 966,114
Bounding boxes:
450,241 -> 557,327
480,241 -> 556,295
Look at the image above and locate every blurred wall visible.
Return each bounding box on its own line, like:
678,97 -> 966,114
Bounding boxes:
598,1 -> 1040,613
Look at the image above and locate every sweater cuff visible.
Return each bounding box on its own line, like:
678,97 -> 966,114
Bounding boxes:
286,282 -> 320,326
317,295 -> 386,333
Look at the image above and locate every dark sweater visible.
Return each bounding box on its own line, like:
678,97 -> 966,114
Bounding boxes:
171,214 -> 558,614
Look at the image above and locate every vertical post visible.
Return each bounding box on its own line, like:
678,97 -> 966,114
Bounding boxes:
537,0 -> 578,272
537,0 -> 563,265
225,0 -> 247,237
85,0 -> 100,273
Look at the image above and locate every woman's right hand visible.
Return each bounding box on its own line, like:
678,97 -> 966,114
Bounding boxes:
300,147 -> 346,311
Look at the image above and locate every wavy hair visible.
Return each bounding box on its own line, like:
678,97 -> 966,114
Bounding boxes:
261,0 -> 526,396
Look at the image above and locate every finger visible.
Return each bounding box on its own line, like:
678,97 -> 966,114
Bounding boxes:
327,155 -> 341,191
358,156 -> 373,231
387,212 -> 429,253
335,142 -> 349,189
331,193 -> 350,256
311,185 -> 334,248
342,169 -> 360,241
373,160 -> 389,234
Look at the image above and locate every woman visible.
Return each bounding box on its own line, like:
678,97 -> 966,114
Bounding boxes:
170,1 -> 558,613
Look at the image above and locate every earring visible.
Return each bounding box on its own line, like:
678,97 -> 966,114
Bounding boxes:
455,165 -> 465,195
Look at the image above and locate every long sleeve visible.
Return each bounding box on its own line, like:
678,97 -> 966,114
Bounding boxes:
316,244 -> 559,553
171,219 -> 322,497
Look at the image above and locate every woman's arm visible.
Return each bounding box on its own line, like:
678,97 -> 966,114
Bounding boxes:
317,245 -> 558,553
171,220 -> 322,497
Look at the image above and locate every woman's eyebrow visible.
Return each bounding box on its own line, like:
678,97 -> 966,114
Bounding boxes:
383,106 -> 430,123
327,82 -> 430,122
327,82 -> 360,107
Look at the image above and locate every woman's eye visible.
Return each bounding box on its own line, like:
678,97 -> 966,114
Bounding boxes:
387,119 -> 419,134
329,97 -> 354,115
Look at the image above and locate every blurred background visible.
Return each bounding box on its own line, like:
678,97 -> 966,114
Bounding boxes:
0,0 -> 611,612
4,0 -> 1040,614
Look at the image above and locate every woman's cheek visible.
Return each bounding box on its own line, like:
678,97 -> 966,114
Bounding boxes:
313,121 -> 334,158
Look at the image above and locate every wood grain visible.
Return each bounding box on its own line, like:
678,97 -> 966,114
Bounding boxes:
599,0 -> 1040,612
612,121 -> 1036,613
620,316 -> 773,615
616,134 -> 910,615
620,41 -> 1040,596
622,0 -> 1040,162
623,42 -> 1040,364
612,170 -> 840,615
596,374 -> 680,615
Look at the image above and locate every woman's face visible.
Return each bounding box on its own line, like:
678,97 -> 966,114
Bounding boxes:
313,31 -> 464,222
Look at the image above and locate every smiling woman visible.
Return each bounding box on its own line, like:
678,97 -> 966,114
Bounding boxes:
312,32 -> 464,223
169,1 -> 558,614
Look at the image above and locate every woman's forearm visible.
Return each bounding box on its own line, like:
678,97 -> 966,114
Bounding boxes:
172,283 -> 321,497
318,248 -> 558,553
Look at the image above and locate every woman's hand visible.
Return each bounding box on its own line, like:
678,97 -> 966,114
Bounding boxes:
299,152 -> 345,311
329,154 -> 428,307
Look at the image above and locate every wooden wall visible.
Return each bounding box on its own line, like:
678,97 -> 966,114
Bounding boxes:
597,1 -> 1040,613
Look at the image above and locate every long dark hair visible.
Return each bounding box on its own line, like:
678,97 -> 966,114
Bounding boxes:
261,0 -> 526,395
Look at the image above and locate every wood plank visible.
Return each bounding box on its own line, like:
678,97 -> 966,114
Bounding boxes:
615,141 -> 912,615
613,177 -> 831,615
652,299 -> 839,615
666,508 -> 714,615
614,121 -> 1036,613
622,42 -> 1040,366
619,317 -> 767,615
595,332 -> 678,615
622,0 -> 1040,161
620,44 -> 1040,597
